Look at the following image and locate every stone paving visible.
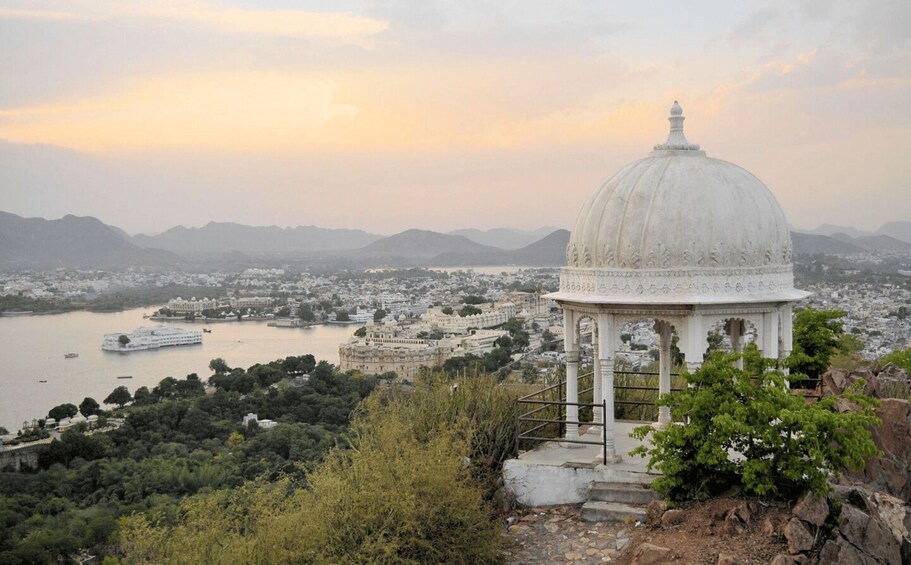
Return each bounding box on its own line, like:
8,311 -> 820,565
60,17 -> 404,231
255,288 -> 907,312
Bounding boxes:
502,505 -> 636,564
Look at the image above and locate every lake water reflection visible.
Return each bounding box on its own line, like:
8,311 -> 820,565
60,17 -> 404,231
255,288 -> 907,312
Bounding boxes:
0,308 -> 357,431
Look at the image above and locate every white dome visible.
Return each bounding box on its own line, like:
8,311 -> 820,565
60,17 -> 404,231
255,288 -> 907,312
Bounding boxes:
557,102 -> 805,305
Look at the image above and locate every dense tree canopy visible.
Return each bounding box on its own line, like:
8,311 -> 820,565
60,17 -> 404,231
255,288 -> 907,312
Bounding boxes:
0,355 -> 379,563
104,386 -> 133,408
48,403 -> 78,421
78,397 -> 100,418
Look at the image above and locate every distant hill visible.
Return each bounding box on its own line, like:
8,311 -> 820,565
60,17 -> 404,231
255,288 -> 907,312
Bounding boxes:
829,232 -> 911,252
354,229 -> 501,260
0,211 -> 176,268
806,224 -> 872,239
448,227 -> 561,250
431,229 -> 569,266
791,232 -> 864,255
876,221 -> 911,244
132,222 -> 382,256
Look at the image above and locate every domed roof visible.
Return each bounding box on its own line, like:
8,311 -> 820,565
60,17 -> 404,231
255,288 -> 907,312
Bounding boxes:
555,102 -> 806,305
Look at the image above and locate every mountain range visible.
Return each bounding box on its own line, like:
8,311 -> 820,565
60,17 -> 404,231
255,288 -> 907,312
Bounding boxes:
0,212 -> 175,268
798,221 -> 911,244
132,222 -> 382,256
446,227 -> 561,250
1,210 -> 909,269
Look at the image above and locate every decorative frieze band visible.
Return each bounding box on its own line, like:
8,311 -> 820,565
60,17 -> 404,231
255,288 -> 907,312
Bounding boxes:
557,265 -> 796,300
565,240 -> 793,270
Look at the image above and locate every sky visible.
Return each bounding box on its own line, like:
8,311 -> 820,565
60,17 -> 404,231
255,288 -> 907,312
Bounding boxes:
0,0 -> 909,236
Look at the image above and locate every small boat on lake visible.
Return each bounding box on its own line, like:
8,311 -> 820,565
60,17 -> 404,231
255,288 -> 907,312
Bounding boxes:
117,375 -> 133,379
38,380 -> 47,383
64,352 -> 79,359
203,328 -> 212,333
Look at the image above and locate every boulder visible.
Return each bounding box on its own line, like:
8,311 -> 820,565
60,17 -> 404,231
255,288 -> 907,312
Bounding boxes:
792,494 -> 829,527
716,553 -> 737,565
783,518 -> 814,554
812,538 -> 872,565
660,509 -> 686,527
645,500 -> 668,526
836,503 -> 901,565
631,542 -> 672,565
721,502 -> 753,536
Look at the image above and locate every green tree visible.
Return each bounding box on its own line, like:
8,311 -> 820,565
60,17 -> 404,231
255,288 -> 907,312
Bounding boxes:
373,308 -> 387,322
298,304 -> 316,322
48,403 -> 78,421
335,310 -> 350,322
441,306 -> 454,315
118,334 -> 131,347
104,386 -> 132,408
787,308 -> 846,385
133,386 -> 155,405
354,326 -> 367,338
79,397 -> 101,417
632,348 -> 880,502
459,305 -> 482,317
462,295 -> 486,305
208,357 -> 230,375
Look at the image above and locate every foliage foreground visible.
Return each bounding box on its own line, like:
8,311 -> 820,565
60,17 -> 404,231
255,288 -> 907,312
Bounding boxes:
631,348 -> 881,502
120,377 -> 515,564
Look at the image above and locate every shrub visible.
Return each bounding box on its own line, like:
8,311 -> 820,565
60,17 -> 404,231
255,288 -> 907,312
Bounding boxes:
631,347 -> 880,502
879,347 -> 911,375
119,377 -> 510,564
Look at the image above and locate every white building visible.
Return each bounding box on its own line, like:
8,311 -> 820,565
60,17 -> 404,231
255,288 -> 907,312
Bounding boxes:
167,297 -> 219,314
547,101 -> 808,462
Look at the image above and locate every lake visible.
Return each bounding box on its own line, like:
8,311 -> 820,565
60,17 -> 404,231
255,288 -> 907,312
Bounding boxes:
0,308 -> 358,431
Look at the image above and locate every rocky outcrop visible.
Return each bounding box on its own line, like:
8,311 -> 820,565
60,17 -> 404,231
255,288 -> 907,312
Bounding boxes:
843,398 -> 911,504
782,486 -> 911,565
816,364 -> 911,504
816,363 -> 910,400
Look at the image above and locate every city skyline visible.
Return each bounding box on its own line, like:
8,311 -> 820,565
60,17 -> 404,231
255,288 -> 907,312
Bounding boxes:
1,0 -> 909,234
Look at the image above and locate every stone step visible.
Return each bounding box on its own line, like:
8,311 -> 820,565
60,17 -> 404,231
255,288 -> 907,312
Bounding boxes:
588,482 -> 659,505
581,501 -> 647,523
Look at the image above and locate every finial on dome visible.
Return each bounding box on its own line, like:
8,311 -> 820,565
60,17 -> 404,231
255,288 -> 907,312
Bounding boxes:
654,100 -> 701,151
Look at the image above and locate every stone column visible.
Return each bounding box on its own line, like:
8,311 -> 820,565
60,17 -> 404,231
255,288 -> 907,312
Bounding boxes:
592,326 -> 603,424
762,311 -> 779,361
684,312 -> 706,372
563,308 -> 579,440
779,304 -> 793,374
727,319 -> 744,370
597,312 -> 621,463
656,320 -> 672,428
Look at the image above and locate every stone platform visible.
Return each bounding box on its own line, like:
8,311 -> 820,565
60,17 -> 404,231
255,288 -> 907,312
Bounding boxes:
503,421 -> 658,507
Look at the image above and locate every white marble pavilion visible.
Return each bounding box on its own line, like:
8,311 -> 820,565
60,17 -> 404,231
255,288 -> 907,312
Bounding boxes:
546,101 -> 810,463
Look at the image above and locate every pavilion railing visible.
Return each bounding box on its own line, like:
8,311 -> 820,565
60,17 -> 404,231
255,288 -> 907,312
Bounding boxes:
515,369 -> 682,461
515,372 -> 612,464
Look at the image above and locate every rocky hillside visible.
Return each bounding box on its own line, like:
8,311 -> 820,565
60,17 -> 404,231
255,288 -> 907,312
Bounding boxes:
132,221 -> 382,256
353,229 -> 502,260
0,211 -> 175,268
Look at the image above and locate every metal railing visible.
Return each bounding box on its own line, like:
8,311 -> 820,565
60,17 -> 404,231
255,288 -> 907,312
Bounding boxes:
515,369 -> 681,463
516,371 -> 612,464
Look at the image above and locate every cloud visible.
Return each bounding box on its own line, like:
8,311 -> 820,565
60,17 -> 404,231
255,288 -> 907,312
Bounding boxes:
0,8 -> 86,21
728,9 -> 779,45
0,1 -> 388,40
0,71 -> 359,151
